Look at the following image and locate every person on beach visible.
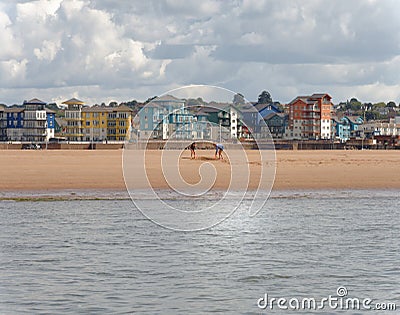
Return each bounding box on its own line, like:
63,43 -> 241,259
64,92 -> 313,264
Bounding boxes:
215,143 -> 224,159
190,142 -> 196,159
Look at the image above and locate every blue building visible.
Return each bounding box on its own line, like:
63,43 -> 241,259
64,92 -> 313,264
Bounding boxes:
347,116 -> 364,138
6,107 -> 24,141
263,112 -> 288,139
332,116 -> 364,142
332,116 -> 350,142
0,105 -> 7,141
46,109 -> 56,140
139,95 -> 202,140
255,103 -> 282,118
242,103 -> 282,138
3,98 -> 55,142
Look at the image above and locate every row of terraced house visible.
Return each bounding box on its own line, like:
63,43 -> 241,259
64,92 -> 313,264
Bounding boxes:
2,93 -> 399,144
0,98 -> 134,142
0,99 -> 55,142
63,98 -> 133,141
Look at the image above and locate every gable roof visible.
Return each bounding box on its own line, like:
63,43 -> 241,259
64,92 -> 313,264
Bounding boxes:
82,105 -> 133,113
310,93 -> 330,99
25,98 -> 46,105
346,116 -> 363,124
263,112 -> 287,120
289,93 -> 332,105
62,98 -> 84,105
5,107 -> 24,113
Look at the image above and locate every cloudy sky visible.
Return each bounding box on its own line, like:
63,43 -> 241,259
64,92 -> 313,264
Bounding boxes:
1,0 -> 399,105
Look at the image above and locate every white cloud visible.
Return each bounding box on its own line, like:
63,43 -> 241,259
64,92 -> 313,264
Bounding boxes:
0,58 -> 28,84
33,39 -> 61,61
0,0 -> 399,105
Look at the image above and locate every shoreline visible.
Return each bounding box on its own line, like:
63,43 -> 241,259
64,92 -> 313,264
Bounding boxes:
1,150 -> 400,197
1,187 -> 399,202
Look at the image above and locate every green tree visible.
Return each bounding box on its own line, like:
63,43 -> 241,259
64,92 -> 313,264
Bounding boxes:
386,101 -> 397,108
348,98 -> 362,111
257,90 -> 272,104
373,102 -> 386,109
365,110 -> 382,121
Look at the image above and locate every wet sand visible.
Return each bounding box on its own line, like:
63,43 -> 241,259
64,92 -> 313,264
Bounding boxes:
0,150 -> 399,193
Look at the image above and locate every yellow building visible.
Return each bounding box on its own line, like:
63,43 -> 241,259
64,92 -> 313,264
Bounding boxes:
81,105 -> 133,142
63,98 -> 84,141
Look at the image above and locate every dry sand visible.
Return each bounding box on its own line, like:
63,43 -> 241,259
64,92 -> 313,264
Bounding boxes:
0,149 -> 399,193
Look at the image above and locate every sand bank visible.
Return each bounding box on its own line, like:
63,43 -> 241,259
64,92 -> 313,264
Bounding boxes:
0,150 -> 399,193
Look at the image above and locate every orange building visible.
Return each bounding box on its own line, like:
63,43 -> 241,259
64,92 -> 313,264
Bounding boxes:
287,93 -> 333,140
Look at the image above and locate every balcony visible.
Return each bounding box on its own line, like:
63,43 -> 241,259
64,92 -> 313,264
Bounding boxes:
302,114 -> 320,119
303,106 -> 320,112
302,122 -> 320,127
65,117 -> 83,121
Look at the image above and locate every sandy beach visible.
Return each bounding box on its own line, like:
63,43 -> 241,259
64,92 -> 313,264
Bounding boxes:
0,149 -> 399,193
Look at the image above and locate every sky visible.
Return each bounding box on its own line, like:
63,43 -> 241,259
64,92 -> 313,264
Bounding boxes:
1,0 -> 400,106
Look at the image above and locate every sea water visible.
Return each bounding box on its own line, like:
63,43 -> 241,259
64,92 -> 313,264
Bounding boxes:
0,190 -> 399,314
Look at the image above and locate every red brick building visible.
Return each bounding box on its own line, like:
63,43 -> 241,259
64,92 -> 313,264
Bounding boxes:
286,93 -> 333,140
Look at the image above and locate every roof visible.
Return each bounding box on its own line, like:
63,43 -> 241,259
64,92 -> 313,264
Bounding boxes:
45,108 -> 56,114
5,107 -> 24,113
111,104 -> 133,112
82,105 -> 133,113
198,106 -> 219,113
206,102 -> 232,111
263,112 -> 287,120
82,105 -> 109,113
255,103 -> 282,113
62,98 -> 84,105
346,116 -> 363,124
288,96 -> 308,105
239,104 -> 257,113
25,98 -> 46,105
310,93 -> 331,100
254,103 -> 270,112
288,93 -> 331,105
